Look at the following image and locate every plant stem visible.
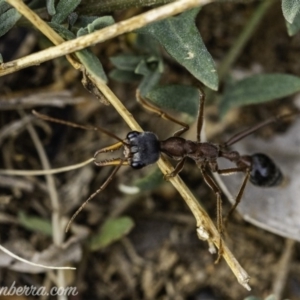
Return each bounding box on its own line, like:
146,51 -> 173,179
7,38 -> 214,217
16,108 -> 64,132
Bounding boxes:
4,0 -> 251,290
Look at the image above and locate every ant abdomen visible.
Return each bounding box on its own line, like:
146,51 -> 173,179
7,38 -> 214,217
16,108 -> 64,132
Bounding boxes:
250,153 -> 283,187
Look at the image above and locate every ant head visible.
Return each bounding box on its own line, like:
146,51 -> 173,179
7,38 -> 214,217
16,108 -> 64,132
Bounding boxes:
250,153 -> 283,187
126,131 -> 160,169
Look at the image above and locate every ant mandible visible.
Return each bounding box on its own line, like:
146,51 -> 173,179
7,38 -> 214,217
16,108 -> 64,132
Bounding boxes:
33,88 -> 295,241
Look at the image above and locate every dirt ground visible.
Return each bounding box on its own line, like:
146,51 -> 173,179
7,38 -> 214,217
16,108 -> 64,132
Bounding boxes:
0,1 -> 300,300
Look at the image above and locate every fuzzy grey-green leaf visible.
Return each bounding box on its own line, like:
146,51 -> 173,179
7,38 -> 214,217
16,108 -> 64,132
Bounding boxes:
0,8 -> 21,38
0,1 -> 11,15
134,167 -> 164,191
46,0 -> 56,16
90,216 -> 134,251
137,8 -> 218,90
220,74 -> 300,115
138,70 -> 161,96
146,85 -> 200,119
52,0 -> 81,24
77,16 -> 115,36
49,22 -> 75,40
49,22 -> 107,82
18,211 -> 52,236
109,69 -> 142,83
286,12 -> 300,35
136,59 -> 163,95
282,0 -> 300,23
76,49 -> 108,82
110,54 -> 145,71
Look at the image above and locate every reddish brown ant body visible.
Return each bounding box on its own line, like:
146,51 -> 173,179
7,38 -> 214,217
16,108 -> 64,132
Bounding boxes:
33,88 -> 295,236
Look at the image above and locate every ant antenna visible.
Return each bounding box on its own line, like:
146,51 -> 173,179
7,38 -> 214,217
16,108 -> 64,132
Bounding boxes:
32,110 -> 125,144
32,110 -> 130,231
223,111 -> 299,147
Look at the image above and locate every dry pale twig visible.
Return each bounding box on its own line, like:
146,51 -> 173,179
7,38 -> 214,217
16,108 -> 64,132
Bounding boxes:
272,239 -> 295,300
0,244 -> 75,270
74,76 -> 251,290
3,0 -> 251,289
19,110 -> 68,298
0,90 -> 85,110
1,0 -> 214,76
0,158 -> 94,176
5,0 -> 80,69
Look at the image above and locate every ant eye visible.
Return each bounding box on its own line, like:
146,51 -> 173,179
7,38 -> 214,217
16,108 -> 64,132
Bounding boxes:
131,161 -> 144,169
250,153 -> 283,187
127,131 -> 139,139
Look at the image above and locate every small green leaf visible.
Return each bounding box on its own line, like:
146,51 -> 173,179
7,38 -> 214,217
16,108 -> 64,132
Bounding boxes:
220,73 -> 300,115
138,69 -> 161,96
264,295 -> 276,300
49,22 -> 107,82
282,0 -> 300,23
109,69 -> 142,83
136,34 -> 161,57
137,8 -> 218,90
49,22 -> 76,40
46,0 -> 56,16
286,12 -> 300,35
18,211 -> 52,236
110,54 -> 145,71
76,49 -> 108,82
146,85 -> 200,119
68,12 -> 78,27
52,0 -> 81,24
135,57 -> 163,95
110,53 -> 163,92
135,57 -> 161,75
76,16 -> 99,28
87,16 -> 114,32
77,16 -> 115,36
134,167 -> 164,191
90,216 -> 135,251
0,1 -> 11,15
0,8 -> 21,38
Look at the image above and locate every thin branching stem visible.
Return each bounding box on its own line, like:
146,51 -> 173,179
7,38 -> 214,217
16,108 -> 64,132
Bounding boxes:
0,158 -> 94,176
19,110 -> 67,300
3,0 -> 251,290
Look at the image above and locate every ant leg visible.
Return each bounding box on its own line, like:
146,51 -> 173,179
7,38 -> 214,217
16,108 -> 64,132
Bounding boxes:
136,90 -> 189,137
164,157 -> 186,180
196,87 -> 205,143
200,166 -> 224,263
65,163 -> 123,232
224,170 -> 250,226
217,167 -> 245,175
216,166 -> 249,225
